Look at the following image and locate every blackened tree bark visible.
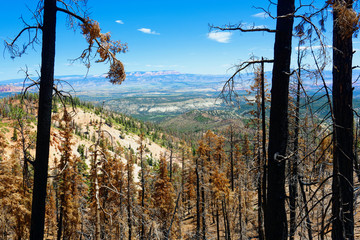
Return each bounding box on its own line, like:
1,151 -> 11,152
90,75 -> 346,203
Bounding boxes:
265,0 -> 295,239
195,157 -> 201,240
289,47 -> 302,240
332,0 -> 354,239
299,177 -> 313,240
7,1 -> 126,239
258,59 -> 266,240
229,125 -> 235,191
139,133 -> 145,240
169,148 -> 173,182
29,0 -> 57,238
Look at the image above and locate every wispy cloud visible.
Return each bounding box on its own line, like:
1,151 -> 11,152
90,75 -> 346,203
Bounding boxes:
252,12 -> 269,19
243,23 -> 269,30
207,31 -> 232,43
138,28 -> 160,35
115,20 -> 124,24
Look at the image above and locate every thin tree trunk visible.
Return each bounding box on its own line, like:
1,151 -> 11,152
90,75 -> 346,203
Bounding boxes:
169,149 -> 173,182
216,206 -> 220,240
30,0 -> 57,238
127,155 -> 132,240
265,0 -> 294,239
56,203 -> 63,240
256,74 -> 264,240
299,178 -> 313,240
222,200 -> 228,240
182,148 -> 185,204
196,157 -> 201,240
260,58 -> 266,240
140,139 -> 145,240
238,185 -> 243,240
201,181 -> 206,240
222,199 -> 231,240
120,186 -> 124,240
230,126 -> 234,191
354,120 -> 360,181
95,164 -> 101,240
332,1 -> 354,239
289,53 -> 301,240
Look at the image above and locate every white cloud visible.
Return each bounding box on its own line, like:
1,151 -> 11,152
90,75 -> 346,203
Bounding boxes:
138,28 -> 160,35
243,23 -> 268,30
252,12 -> 269,19
115,20 -> 124,24
207,31 -> 232,43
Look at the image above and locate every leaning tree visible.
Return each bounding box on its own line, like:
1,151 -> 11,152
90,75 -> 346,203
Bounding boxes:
5,0 -> 127,239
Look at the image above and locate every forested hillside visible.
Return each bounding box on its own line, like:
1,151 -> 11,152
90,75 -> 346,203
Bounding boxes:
2,0 -> 360,239
0,94 -> 258,239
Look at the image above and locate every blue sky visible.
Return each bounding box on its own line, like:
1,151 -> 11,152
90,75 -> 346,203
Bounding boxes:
0,0 -> 279,81
0,0 -> 358,81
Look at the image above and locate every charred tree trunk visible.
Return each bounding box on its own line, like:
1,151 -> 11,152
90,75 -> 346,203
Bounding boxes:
229,125 -> 235,191
196,157 -> 201,240
56,207 -> 63,240
222,199 -> 231,240
30,0 -> 57,239
289,53 -> 301,240
215,206 -> 220,240
95,169 -> 101,240
299,177 -> 313,240
261,58 -> 267,212
332,0 -> 354,239
238,185 -> 243,240
169,149 -> 173,182
201,178 -> 206,240
140,139 -> 145,240
265,0 -> 295,239
127,155 -> 133,240
258,59 -> 265,240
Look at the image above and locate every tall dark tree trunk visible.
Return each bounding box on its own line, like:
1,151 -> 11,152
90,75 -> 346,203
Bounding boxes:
332,1 -> 354,239
265,0 -> 294,239
30,0 -> 57,239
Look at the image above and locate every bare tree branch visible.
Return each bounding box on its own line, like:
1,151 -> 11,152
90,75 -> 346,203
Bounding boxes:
211,24 -> 276,33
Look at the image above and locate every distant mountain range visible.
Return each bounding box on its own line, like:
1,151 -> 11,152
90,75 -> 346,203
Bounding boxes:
2,69 -> 359,94
1,70 -> 360,122
0,71 -> 228,96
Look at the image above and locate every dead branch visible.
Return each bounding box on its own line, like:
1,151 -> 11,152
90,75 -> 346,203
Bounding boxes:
220,58 -> 273,106
210,24 -> 276,33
